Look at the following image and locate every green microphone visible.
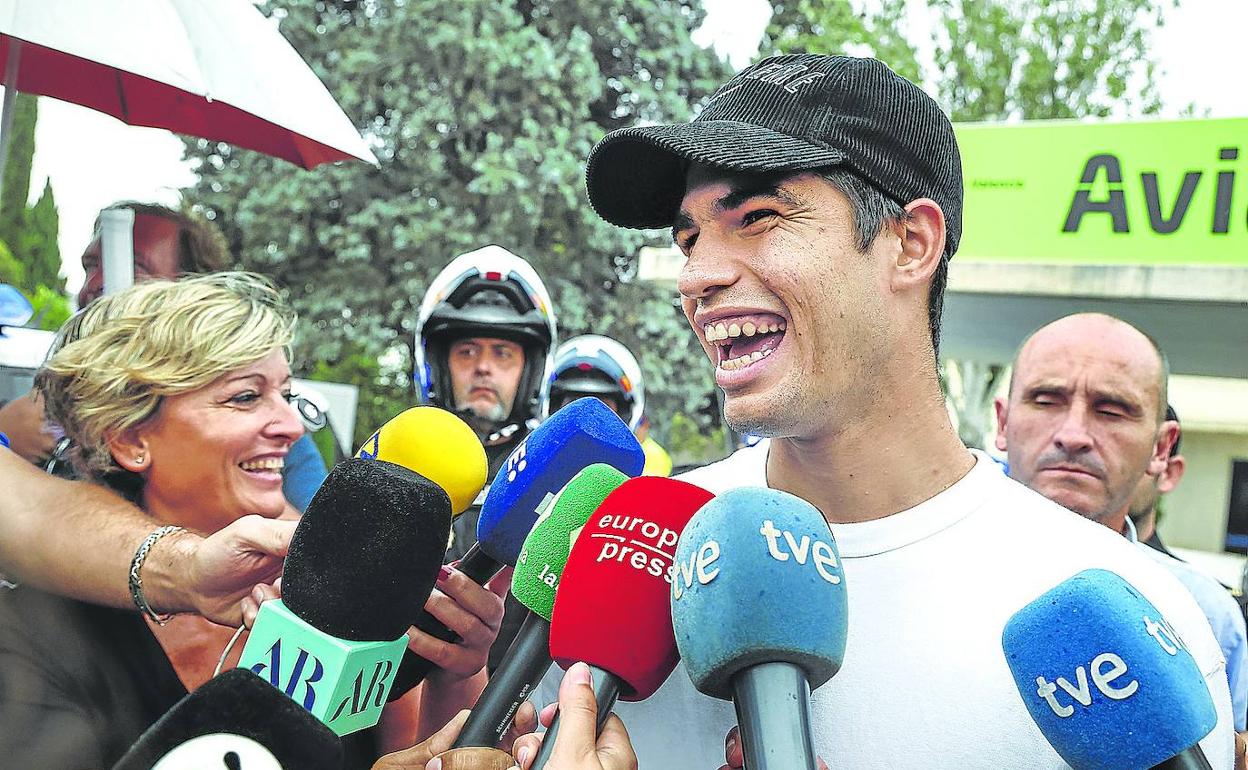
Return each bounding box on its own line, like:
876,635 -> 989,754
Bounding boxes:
238,458 -> 452,736
452,463 -> 630,748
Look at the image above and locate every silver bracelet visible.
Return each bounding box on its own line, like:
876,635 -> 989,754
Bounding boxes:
128,525 -> 185,625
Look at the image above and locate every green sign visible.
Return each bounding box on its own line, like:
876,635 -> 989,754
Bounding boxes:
955,117 -> 1248,265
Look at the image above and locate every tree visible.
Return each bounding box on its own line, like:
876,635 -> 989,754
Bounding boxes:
0,93 -> 37,249
182,0 -> 731,447
767,0 -> 1169,448
19,180 -> 63,293
0,94 -> 68,331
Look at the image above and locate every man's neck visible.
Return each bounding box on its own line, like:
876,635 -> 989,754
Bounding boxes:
764,392 -> 974,524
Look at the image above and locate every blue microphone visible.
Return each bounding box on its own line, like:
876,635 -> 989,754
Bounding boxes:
1002,568 -> 1217,770
671,487 -> 847,770
391,396 -> 645,698
473,397 -> 644,569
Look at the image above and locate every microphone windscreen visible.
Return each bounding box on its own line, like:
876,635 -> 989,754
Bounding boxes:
283,458 -> 452,641
112,668 -> 342,770
356,406 -> 487,514
549,476 -> 712,700
1002,568 -> 1217,769
671,487 -> 847,700
477,397 -> 644,564
512,463 -> 630,620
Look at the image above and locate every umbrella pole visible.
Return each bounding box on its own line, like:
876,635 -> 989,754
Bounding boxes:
0,39 -> 22,200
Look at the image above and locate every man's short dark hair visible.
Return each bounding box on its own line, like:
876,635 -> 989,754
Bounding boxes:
94,201 -> 231,274
814,167 -> 951,359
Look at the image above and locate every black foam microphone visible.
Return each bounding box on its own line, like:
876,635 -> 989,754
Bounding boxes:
111,668 -> 342,770
238,458 -> 452,735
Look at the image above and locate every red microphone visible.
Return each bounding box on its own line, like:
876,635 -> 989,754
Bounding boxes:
532,476 -> 714,769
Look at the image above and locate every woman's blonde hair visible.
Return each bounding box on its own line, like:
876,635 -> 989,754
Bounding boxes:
36,272 -> 297,481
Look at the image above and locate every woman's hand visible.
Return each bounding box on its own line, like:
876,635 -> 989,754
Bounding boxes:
511,662 -> 637,770
408,564 -> 510,680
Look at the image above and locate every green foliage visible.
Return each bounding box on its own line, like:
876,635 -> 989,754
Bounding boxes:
0,93 -> 37,248
19,181 -> 64,293
307,342 -> 412,449
181,0 -> 731,442
765,0 -> 921,83
0,95 -> 67,330
0,239 -> 24,287
25,284 -> 71,331
767,0 -> 1167,123
666,410 -> 728,466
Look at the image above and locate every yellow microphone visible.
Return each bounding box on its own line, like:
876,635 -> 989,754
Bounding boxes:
355,406 -> 487,516
355,406 -> 490,702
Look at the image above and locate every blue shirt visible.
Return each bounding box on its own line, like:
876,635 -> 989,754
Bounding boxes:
282,433 -> 328,513
1127,517 -> 1248,730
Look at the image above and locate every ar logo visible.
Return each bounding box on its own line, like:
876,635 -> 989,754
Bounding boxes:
329,660 -> 395,722
249,640 -> 324,710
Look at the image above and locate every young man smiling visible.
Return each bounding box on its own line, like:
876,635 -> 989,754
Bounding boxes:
532,54 -> 1235,768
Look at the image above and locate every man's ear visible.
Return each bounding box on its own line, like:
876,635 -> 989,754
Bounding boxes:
1158,455 -> 1186,495
993,397 -> 1009,452
890,198 -> 946,293
106,427 -> 150,473
1147,420 -> 1180,478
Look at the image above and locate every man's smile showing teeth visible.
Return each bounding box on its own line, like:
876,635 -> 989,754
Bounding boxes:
702,315 -> 787,371
704,319 -> 786,342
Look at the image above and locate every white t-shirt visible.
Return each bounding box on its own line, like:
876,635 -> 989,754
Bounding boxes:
532,443 -> 1235,769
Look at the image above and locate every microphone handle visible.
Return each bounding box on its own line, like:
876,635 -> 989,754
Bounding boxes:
731,662 -> 818,770
457,542 -> 507,583
1152,745 -> 1213,770
530,665 -> 623,770
386,542 -> 507,702
453,612 -> 554,748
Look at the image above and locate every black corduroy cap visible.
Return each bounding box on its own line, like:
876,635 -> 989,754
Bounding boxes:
585,54 -> 964,254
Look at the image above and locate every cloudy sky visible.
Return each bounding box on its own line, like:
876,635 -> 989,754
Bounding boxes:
20,0 -> 1248,296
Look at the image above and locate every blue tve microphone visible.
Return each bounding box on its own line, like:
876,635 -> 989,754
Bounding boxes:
390,396 -> 645,698
671,488 -> 847,770
1002,568 -> 1218,770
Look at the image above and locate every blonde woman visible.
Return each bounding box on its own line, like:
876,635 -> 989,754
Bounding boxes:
0,273 -> 505,768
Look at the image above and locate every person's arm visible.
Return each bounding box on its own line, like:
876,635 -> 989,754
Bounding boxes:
0,448 -> 294,626
0,392 -> 56,465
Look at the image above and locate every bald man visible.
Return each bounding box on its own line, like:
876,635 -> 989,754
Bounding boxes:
996,312 -> 1248,738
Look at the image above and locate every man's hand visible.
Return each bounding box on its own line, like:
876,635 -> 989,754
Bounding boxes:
371,703 -> 538,770
408,564 -> 510,679
718,725 -> 828,770
0,392 -> 56,465
511,662 -> 637,770
148,515 -> 296,626
372,710 -> 470,770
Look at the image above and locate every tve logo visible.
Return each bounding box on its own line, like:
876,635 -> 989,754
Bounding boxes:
1033,612 -> 1187,718
759,519 -> 841,584
672,518 -> 842,600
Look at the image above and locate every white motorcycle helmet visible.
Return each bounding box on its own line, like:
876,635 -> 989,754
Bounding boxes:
414,245 -> 557,432
547,334 -> 645,431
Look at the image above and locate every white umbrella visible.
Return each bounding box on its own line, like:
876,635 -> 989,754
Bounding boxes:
0,0 -> 378,291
